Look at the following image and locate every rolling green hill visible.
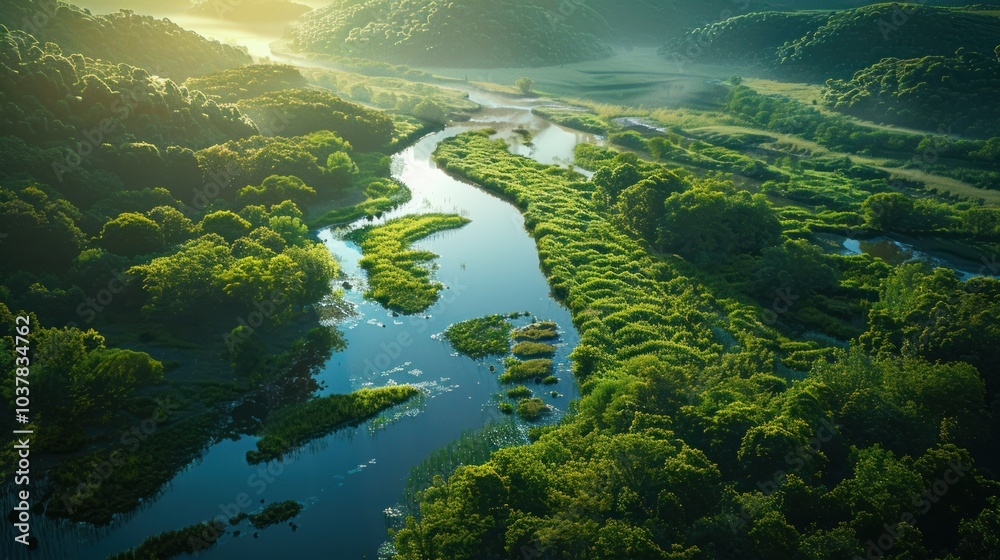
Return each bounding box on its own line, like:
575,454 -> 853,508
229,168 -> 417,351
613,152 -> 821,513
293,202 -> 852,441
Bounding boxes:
825,49 -> 1000,138
0,26 -> 257,148
284,0 -> 612,67
659,11 -> 828,66
776,3 -> 1000,78
0,0 -> 252,80
660,3 -> 1000,82
573,0 -> 740,45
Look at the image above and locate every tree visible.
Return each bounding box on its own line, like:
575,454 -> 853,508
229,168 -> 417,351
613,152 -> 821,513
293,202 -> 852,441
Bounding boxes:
614,172 -> 687,245
413,99 -> 447,124
593,162 -> 642,206
147,205 -> 195,245
199,210 -> 252,242
0,186 -> 86,271
237,175 -> 316,208
325,152 -> 359,190
515,77 -> 534,94
750,239 -> 838,298
660,186 -> 782,264
100,212 -> 165,257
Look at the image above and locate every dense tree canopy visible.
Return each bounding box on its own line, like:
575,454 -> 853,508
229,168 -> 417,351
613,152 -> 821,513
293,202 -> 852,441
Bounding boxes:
0,0 -> 251,80
286,0 -> 611,67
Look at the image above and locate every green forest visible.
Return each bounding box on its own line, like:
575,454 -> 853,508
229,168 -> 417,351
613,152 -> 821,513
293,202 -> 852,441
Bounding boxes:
0,0 -> 999,559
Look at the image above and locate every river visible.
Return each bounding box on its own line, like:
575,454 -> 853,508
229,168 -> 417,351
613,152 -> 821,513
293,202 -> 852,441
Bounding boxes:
5,44 -> 603,559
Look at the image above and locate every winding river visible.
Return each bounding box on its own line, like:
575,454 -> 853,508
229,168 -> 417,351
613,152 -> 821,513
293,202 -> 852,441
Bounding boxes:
7,74 -> 601,558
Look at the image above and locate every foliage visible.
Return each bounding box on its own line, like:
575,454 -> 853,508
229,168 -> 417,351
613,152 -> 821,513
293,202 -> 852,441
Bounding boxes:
660,12 -> 828,65
238,174 -> 317,208
775,4 -> 1000,78
825,50 -> 1000,138
237,89 -> 394,150
403,129 -> 999,560
130,207 -> 337,319
286,0 -> 612,67
347,214 -> 470,314
45,414 -> 217,525
861,264 -> 1000,390
246,500 -> 303,529
0,185 -> 86,271
107,521 -> 226,560
246,386 -> 419,463
511,321 -> 558,342
506,386 -> 533,399
660,186 -> 782,265
183,64 -> 308,103
861,192 -> 955,234
511,341 -> 556,358
195,130 -> 355,194
0,324 -> 162,425
498,358 -> 553,384
515,77 -> 534,94
531,107 -> 613,134
514,397 -> 549,421
99,212 -> 164,257
0,27 -> 256,148
0,0 -> 251,81
444,314 -> 513,359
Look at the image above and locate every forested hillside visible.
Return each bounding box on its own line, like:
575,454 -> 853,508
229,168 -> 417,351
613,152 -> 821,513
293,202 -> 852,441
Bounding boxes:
284,0 -> 612,67
825,49 -> 1000,138
776,4 -> 1000,78
0,27 -> 257,148
660,12 -> 828,65
661,4 -> 1000,80
0,0 -> 251,80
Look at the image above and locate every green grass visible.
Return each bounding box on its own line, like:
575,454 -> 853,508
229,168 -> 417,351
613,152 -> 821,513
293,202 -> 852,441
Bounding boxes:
498,358 -> 554,384
347,214 -> 470,314
515,398 -> 550,421
444,314 -> 514,359
511,341 -> 556,358
247,386 -> 419,463
512,321 -> 559,341
505,385 -> 533,399
531,107 -> 614,135
107,521 -> 225,560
